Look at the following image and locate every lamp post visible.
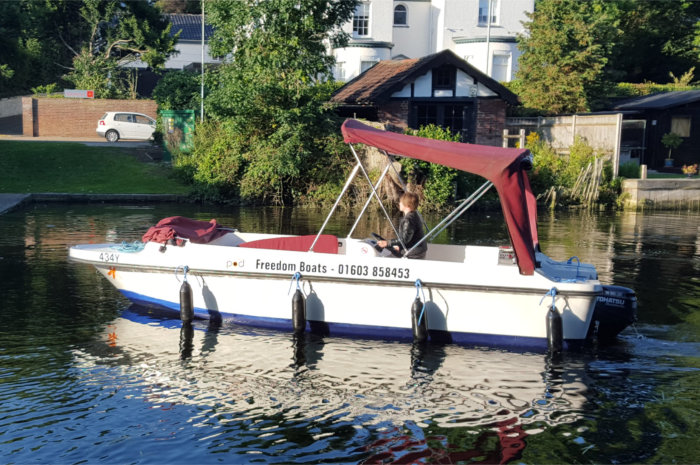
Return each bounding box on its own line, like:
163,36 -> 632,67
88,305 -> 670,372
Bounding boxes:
485,0 -> 492,77
201,0 -> 205,121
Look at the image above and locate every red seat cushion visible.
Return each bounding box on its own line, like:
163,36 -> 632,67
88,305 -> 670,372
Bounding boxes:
238,235 -> 338,254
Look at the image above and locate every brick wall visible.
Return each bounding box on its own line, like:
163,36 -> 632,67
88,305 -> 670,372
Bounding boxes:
378,101 -> 410,132
21,97 -> 157,137
475,99 -> 507,146
376,98 -> 508,146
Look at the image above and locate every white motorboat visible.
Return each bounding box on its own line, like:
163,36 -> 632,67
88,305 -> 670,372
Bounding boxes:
69,119 -> 636,350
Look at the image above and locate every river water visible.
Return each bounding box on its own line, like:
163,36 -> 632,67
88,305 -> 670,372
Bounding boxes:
0,203 -> 698,464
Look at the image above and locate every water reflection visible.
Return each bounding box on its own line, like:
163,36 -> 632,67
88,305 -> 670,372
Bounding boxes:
71,305 -> 593,461
1,204 -> 699,463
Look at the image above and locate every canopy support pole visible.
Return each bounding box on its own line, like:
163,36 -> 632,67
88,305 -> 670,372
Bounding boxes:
347,159 -> 393,238
350,144 -> 406,251
309,162 -> 361,252
405,181 -> 493,256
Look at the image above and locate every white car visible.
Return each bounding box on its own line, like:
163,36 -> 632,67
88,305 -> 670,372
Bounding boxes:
97,112 -> 156,142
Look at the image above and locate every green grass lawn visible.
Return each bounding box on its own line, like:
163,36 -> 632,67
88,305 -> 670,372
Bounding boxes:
0,141 -> 191,194
647,172 -> 694,179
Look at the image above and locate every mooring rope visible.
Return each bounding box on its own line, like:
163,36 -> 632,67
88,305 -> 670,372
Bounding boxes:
415,279 -> 426,324
540,287 -> 558,309
110,241 -> 145,252
288,272 -> 302,295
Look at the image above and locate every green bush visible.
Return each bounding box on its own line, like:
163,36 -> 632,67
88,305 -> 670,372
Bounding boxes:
152,70 -> 201,111
401,124 -> 461,210
618,161 -> 640,178
525,132 -> 620,207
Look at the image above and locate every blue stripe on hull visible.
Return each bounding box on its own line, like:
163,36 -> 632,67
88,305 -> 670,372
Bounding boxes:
120,290 -> 583,352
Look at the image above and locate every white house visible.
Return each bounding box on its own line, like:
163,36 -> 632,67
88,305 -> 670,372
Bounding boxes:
332,0 -> 533,83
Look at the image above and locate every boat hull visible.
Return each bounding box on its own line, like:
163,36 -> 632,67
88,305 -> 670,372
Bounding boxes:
70,236 -> 603,350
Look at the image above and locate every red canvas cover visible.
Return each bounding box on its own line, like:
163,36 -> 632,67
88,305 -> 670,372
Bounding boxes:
342,119 -> 538,275
142,216 -> 228,245
239,235 -> 338,254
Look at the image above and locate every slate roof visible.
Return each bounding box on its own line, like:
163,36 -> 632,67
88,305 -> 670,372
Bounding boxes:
612,90 -> 700,111
331,49 -> 519,106
166,14 -> 214,41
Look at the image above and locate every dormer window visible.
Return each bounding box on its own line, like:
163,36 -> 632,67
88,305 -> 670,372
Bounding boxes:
353,3 -> 370,37
432,65 -> 456,97
394,5 -> 407,26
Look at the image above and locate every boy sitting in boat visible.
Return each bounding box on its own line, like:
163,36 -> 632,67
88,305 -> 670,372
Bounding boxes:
376,192 -> 427,259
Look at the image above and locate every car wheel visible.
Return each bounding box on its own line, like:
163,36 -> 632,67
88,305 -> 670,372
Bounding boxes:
105,130 -> 119,142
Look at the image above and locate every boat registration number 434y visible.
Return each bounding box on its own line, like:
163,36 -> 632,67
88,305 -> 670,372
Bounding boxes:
99,253 -> 119,263
338,264 -> 410,279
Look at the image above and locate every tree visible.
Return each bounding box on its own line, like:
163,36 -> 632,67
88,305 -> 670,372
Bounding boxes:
185,0 -> 357,204
0,1 -> 81,97
516,0 -> 618,114
62,0 -> 177,98
607,0 -> 700,84
152,70 -> 200,110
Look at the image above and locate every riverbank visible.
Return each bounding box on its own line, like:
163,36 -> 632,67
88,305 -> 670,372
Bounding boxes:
0,193 -> 191,215
0,140 -> 190,195
621,178 -> 700,210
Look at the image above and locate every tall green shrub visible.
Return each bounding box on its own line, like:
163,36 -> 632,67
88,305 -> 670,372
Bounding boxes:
401,125 -> 461,210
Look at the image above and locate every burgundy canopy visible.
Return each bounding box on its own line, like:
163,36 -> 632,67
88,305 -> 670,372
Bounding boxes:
341,119 -> 539,275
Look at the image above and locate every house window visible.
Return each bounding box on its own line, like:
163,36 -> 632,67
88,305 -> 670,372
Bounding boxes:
443,105 -> 465,135
671,116 -> 691,137
415,104 -> 438,127
353,3 -> 370,37
411,103 -> 472,140
334,61 -> 346,81
432,65 -> 456,96
491,53 -> 510,82
478,0 -> 499,26
360,60 -> 378,73
394,5 -> 407,25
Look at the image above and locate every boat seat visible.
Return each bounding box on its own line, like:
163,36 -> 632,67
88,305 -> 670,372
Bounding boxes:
238,234 -> 339,254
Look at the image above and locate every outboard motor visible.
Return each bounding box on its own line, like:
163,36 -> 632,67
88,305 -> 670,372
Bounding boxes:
589,285 -> 637,342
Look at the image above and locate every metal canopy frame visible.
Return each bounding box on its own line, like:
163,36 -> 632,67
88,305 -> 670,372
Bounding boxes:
310,143 -> 492,257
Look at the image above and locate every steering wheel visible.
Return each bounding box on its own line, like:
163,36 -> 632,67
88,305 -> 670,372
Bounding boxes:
371,232 -> 385,242
370,232 -> 403,257
369,233 -> 385,253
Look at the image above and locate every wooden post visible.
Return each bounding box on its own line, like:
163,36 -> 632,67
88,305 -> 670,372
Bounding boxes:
519,128 -> 526,149
502,129 -> 509,148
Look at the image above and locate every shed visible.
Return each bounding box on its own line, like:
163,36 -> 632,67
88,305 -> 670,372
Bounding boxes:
612,91 -> 700,170
330,49 -> 519,146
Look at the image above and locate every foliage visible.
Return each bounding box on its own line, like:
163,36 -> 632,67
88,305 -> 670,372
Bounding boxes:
31,83 -> 61,96
661,132 -> 683,159
0,0 -> 176,99
613,81 -> 700,98
618,161 -> 640,179
62,0 -> 177,99
152,70 -> 201,111
525,132 -> 619,208
516,0 -> 617,114
516,0 -> 700,113
156,0 -> 201,14
178,0 -> 357,204
682,163 -> 698,175
400,125 -> 461,210
606,0 -> 700,84
0,1 -> 78,97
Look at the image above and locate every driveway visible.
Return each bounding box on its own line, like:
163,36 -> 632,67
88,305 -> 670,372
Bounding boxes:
0,134 -> 153,148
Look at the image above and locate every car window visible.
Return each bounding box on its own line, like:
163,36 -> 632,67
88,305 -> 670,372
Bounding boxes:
100,113 -> 108,120
134,115 -> 153,124
114,114 -> 131,123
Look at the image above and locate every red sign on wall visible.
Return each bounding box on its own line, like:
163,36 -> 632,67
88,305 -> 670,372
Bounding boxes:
64,89 -> 95,99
